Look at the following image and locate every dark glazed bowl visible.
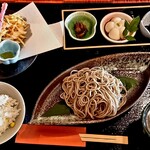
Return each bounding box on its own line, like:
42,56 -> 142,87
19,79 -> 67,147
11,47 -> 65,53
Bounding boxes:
142,102 -> 150,137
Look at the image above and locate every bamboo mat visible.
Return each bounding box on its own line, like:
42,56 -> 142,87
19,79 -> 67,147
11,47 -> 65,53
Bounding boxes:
2,0 -> 150,3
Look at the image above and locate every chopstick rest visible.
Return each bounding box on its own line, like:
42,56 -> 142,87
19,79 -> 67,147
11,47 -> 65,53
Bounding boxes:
79,134 -> 128,145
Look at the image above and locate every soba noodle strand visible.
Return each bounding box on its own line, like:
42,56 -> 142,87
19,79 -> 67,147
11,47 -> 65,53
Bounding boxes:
60,67 -> 127,119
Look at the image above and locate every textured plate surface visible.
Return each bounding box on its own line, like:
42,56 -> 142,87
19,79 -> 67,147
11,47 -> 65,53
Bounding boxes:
0,56 -> 37,79
30,52 -> 150,125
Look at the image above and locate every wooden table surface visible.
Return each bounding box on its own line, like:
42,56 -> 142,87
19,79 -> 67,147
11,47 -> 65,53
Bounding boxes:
3,0 -> 150,4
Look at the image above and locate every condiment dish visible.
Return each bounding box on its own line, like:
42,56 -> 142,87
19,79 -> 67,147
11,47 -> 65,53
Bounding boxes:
140,11 -> 150,39
65,11 -> 97,41
142,102 -> 150,137
100,12 -> 136,43
0,39 -> 21,65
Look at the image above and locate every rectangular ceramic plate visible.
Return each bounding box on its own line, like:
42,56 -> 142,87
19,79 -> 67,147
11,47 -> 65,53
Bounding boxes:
62,5 -> 150,50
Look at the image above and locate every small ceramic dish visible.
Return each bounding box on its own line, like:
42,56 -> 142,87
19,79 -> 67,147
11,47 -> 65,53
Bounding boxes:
140,11 -> 150,39
100,12 -> 136,44
64,11 -> 97,41
142,102 -> 150,137
0,39 -> 21,65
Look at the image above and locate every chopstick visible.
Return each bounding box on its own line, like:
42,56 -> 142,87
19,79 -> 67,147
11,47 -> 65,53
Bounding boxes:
79,134 -> 128,145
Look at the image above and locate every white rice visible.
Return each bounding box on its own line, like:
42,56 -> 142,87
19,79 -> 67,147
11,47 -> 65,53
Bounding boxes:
0,94 -> 21,136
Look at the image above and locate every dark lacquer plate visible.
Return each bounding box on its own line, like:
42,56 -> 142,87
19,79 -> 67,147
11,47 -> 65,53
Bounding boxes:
29,52 -> 150,125
0,8 -> 36,79
0,56 -> 37,79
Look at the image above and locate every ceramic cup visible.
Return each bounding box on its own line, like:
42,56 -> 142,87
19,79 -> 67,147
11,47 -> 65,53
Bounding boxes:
0,39 -> 20,65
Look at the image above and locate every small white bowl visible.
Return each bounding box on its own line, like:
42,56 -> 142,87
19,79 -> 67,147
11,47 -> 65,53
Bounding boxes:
0,81 -> 25,145
100,12 -> 135,44
65,11 -> 97,41
140,11 -> 150,39
0,39 -> 21,65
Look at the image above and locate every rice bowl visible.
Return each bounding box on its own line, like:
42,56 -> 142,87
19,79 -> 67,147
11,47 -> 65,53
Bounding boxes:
0,82 -> 25,145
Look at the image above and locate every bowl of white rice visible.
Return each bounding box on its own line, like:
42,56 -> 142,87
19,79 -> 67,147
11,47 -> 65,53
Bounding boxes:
0,81 -> 25,145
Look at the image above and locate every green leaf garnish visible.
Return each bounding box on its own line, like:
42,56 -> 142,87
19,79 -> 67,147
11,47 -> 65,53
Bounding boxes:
117,76 -> 138,91
123,28 -> 128,37
42,101 -> 71,117
124,21 -> 130,30
128,16 -> 140,32
125,35 -> 136,41
123,16 -> 140,41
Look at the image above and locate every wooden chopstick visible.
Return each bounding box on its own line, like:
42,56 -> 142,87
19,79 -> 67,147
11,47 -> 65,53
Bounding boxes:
79,134 -> 128,145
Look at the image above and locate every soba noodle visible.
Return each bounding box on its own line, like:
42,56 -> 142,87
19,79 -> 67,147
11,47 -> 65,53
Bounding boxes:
60,67 -> 127,119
